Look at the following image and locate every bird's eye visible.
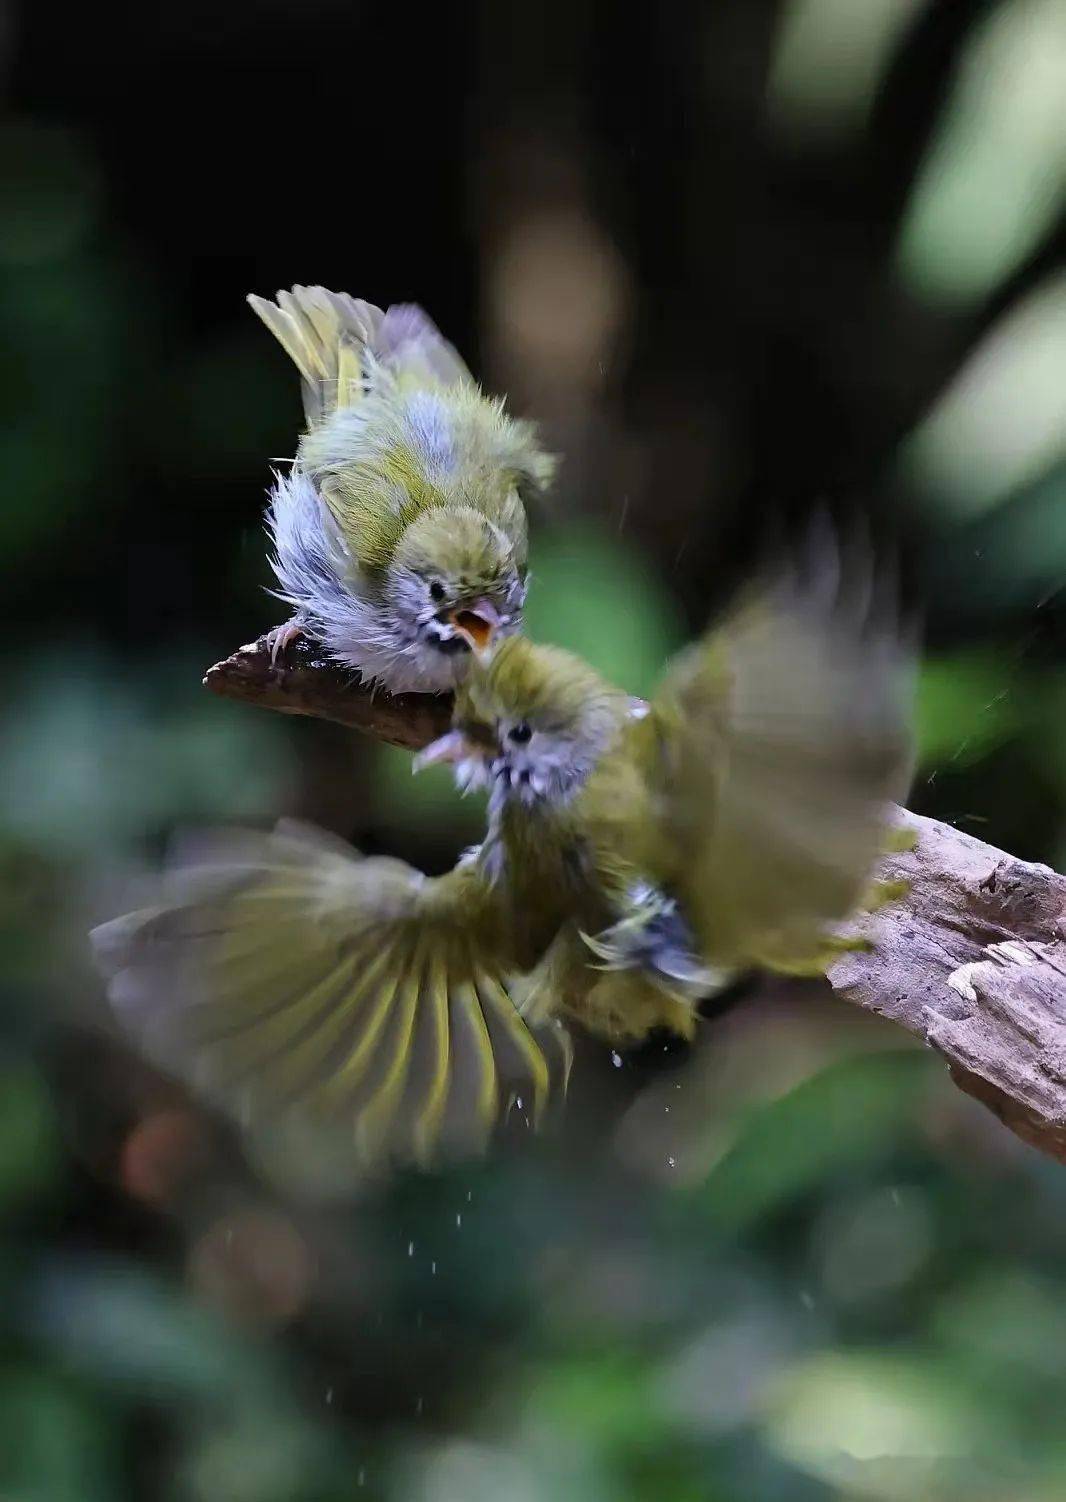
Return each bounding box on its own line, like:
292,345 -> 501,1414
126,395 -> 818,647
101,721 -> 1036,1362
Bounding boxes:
429,580 -> 446,603
509,722 -> 532,744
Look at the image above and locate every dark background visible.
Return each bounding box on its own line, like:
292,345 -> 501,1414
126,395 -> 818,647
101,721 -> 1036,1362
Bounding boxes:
4,2 -> 1066,1498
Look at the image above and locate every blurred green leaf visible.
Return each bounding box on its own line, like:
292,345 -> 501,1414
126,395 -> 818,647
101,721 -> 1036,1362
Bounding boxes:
371,746 -> 486,844
0,1368 -> 118,1502
0,1062 -> 62,1210
701,1051 -> 932,1230
896,0 -> 1066,310
898,273 -> 1066,521
524,523 -> 686,698
934,1267 -> 1066,1384
522,1353 -> 665,1448
764,1351 -> 1004,1500
915,652 -> 1021,768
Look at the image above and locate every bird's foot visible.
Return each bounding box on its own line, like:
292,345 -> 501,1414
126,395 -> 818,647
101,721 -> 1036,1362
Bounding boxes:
265,619 -> 305,666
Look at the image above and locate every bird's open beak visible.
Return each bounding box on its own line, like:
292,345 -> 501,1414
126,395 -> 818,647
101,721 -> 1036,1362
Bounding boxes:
448,598 -> 501,654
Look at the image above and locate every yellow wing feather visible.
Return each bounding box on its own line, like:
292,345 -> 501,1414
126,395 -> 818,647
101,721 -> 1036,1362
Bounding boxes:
647,524 -> 915,974
247,285 -> 384,425
92,821 -> 563,1173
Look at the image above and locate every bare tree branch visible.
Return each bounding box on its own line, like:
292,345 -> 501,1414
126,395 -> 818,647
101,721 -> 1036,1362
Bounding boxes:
205,632 -> 1066,1165
829,812 -> 1066,1164
204,632 -> 452,750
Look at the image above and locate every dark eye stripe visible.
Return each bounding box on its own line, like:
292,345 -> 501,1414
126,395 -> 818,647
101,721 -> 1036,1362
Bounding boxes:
509,722 -> 532,744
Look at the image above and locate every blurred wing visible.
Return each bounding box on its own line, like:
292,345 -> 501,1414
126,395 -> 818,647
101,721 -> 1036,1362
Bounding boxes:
651,521 -> 915,972
91,821 -> 559,1171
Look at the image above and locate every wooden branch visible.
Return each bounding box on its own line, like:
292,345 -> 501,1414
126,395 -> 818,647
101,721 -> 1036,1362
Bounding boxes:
204,632 -> 452,751
829,812 -> 1066,1163
205,631 -> 1066,1164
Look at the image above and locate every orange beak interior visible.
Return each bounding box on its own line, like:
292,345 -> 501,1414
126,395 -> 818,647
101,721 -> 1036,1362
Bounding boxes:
451,610 -> 495,651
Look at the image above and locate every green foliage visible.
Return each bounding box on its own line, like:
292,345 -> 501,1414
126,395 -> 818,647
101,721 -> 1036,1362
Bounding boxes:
6,15 -> 1066,1497
0,1063 -> 62,1211
522,524 -> 686,699
700,1052 -> 933,1231
915,651 -> 1021,768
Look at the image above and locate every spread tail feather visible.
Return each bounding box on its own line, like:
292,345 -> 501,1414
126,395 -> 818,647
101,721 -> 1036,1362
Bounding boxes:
91,820 -> 563,1172
248,285 -> 471,426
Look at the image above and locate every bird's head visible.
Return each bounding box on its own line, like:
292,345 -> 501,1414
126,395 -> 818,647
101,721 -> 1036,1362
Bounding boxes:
417,637 -> 629,808
386,505 -> 527,667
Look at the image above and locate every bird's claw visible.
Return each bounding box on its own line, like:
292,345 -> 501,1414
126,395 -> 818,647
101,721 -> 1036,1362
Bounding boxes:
265,620 -> 305,666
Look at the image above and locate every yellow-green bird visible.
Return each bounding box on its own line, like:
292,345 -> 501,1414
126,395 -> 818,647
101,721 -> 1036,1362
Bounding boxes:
436,523 -> 915,1047
91,529 -> 912,1169
249,285 -> 555,691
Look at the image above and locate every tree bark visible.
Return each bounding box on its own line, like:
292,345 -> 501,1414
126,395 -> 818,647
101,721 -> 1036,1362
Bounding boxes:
828,811 -> 1066,1163
204,632 -> 452,750
205,632 -> 1066,1165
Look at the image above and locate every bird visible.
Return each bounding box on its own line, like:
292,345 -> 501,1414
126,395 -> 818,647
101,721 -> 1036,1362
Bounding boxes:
248,285 -> 555,692
89,640 -> 626,1173
434,520 -> 916,1048
91,526 -> 913,1171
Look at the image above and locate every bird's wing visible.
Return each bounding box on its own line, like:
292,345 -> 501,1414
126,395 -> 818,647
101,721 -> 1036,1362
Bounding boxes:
92,820 -> 564,1171
248,286 -> 470,426
647,521 -> 915,973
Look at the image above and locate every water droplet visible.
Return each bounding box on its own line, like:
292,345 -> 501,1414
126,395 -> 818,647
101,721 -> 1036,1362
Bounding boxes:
357,1468 -> 366,1487
325,1386 -> 334,1405
667,1156 -> 676,1169
416,1395 -> 424,1416
800,1289 -> 815,1309
407,1241 -> 414,1257
515,1096 -> 523,1110
431,1260 -> 437,1275
611,1051 -> 623,1069
455,1213 -> 462,1229
466,1189 -> 472,1202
